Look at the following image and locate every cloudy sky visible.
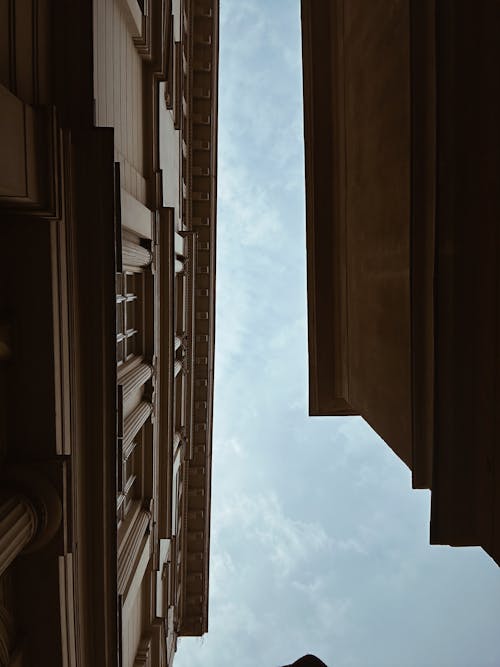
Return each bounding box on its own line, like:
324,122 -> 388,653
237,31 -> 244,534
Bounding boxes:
176,2 -> 500,666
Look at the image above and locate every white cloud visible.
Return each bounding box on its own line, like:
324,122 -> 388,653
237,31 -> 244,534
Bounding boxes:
215,491 -> 333,577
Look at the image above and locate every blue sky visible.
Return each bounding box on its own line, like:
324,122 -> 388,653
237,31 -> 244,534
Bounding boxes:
176,2 -> 500,665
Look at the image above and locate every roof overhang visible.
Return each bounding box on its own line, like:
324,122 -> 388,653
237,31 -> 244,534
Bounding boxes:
301,1 -> 356,417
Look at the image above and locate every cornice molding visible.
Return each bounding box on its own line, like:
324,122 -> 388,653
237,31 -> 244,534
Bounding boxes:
178,0 -> 218,637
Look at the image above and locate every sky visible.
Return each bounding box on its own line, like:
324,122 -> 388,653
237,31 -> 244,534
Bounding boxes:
176,1 -> 500,666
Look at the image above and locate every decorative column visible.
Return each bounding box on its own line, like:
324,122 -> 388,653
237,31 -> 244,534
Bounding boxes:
0,468 -> 62,577
0,494 -> 38,577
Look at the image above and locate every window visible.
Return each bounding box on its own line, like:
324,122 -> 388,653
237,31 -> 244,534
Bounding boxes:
116,272 -> 141,364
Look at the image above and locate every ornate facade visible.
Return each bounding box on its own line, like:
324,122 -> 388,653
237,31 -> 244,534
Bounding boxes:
301,0 -> 499,564
0,0 -> 218,664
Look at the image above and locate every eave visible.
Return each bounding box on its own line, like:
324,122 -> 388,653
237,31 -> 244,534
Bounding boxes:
301,0 -> 356,417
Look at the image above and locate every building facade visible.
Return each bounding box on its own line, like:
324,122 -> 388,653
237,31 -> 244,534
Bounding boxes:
0,0 -> 218,664
301,0 -> 499,564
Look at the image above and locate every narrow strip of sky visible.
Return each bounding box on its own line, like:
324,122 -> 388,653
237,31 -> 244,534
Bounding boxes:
176,2 -> 500,666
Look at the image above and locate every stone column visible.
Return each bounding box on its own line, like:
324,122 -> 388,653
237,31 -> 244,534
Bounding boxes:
0,494 -> 38,577
0,468 -> 62,577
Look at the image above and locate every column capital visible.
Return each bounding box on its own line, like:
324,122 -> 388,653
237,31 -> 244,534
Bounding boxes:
0,466 -> 62,555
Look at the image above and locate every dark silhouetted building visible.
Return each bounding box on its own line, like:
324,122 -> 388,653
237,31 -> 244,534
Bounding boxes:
301,0 -> 499,564
284,655 -> 328,667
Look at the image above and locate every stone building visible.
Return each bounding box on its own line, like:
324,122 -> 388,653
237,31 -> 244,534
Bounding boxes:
301,0 -> 499,565
0,0 -> 218,664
